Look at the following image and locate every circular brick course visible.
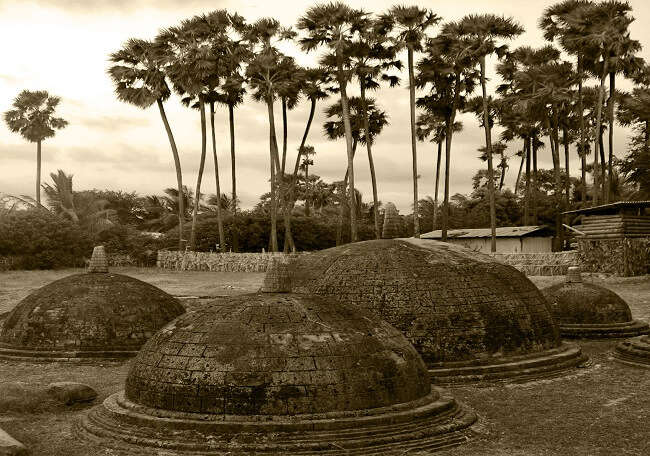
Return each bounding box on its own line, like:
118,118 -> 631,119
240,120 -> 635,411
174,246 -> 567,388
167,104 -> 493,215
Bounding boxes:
125,292 -> 431,415
0,273 -> 184,361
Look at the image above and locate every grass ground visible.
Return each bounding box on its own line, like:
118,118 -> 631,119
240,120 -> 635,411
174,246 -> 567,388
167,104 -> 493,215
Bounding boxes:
0,269 -> 648,455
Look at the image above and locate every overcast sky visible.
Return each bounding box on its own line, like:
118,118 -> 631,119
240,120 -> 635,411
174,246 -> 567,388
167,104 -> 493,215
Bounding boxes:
2,0 -> 650,212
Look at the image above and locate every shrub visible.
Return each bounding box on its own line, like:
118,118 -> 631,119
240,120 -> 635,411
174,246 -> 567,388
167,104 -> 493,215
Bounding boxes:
0,209 -> 92,269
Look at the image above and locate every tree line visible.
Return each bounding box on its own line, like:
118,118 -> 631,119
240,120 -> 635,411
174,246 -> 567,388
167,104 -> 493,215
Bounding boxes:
5,1 -> 650,253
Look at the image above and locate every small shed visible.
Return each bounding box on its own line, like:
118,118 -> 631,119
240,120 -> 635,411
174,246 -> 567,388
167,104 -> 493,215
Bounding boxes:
564,201 -> 650,239
421,226 -> 553,253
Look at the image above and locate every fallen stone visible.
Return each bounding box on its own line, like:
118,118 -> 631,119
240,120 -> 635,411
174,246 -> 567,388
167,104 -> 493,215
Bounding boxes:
0,427 -> 28,455
45,382 -> 97,405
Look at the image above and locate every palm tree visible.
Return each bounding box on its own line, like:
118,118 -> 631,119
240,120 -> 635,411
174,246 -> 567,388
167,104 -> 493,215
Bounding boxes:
246,18 -> 296,252
298,2 -> 369,242
417,24 -> 478,241
377,5 -> 440,238
4,90 -> 68,207
456,14 -> 524,252
540,0 -> 595,205
108,38 -> 185,249
416,111 -> 462,230
618,86 -> 650,198
299,145 -> 316,216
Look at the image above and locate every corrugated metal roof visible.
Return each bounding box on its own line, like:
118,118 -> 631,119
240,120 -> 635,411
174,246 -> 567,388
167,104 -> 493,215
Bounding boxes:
563,200 -> 650,215
421,225 -> 550,239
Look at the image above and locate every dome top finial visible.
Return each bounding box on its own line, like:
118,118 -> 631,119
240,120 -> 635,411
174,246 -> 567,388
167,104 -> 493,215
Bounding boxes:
88,245 -> 108,273
566,266 -> 582,283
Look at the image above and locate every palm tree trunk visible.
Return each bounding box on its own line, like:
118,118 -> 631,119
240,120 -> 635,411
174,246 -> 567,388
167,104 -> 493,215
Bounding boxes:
36,140 -> 41,207
266,98 -> 279,252
209,101 -> 226,253
480,56 -> 496,252
499,155 -> 506,191
524,136 -> 531,225
157,99 -> 184,250
337,61 -> 357,242
228,103 -> 238,252
337,139 -> 357,245
547,111 -> 563,251
433,140 -> 442,230
607,71 -> 615,203
593,57 -> 609,206
189,96 -> 208,251
408,46 -> 420,238
359,79 -> 380,239
577,56 -> 587,205
305,163 -> 310,217
281,97 -> 288,175
599,127 -> 606,202
532,135 -> 538,225
515,139 -> 525,194
442,75 -> 461,242
563,126 -> 570,209
284,97 -> 318,252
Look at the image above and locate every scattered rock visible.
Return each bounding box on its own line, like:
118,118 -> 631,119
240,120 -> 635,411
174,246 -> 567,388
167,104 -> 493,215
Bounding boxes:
0,426 -> 29,455
45,382 -> 97,405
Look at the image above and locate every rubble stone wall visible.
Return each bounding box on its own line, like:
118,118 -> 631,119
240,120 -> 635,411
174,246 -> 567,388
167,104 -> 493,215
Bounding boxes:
156,250 -> 301,272
489,251 -> 579,276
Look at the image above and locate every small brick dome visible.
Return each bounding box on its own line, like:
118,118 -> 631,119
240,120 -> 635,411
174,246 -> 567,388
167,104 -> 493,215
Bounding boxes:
264,238 -> 587,383
125,292 -> 430,415
0,273 -> 184,361
542,280 -> 649,338
81,292 -> 477,454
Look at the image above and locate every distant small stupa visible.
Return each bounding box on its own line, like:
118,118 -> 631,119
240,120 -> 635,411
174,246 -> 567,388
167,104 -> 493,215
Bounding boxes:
88,245 -> 108,273
381,202 -> 401,239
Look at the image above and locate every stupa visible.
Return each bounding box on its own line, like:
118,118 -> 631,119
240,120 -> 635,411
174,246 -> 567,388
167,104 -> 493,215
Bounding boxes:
613,335 -> 650,367
0,246 -> 184,361
382,202 -> 401,239
541,267 -> 649,339
263,238 -> 587,384
80,288 -> 477,454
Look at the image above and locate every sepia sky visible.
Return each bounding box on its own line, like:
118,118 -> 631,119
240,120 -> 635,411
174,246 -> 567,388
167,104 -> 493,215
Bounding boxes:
2,0 -> 650,213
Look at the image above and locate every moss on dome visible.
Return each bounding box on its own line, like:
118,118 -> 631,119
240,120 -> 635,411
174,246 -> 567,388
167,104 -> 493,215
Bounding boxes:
0,273 -> 184,360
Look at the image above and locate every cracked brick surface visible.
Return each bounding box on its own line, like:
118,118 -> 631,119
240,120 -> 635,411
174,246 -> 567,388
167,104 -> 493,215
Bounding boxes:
267,239 -> 561,364
125,292 -> 431,415
0,273 -> 184,352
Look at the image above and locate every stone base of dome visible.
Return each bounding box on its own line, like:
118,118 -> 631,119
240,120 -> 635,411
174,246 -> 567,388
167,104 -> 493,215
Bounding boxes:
613,335 -> 650,368
79,389 -> 476,455
0,345 -> 137,362
429,343 -> 588,384
560,320 -> 650,339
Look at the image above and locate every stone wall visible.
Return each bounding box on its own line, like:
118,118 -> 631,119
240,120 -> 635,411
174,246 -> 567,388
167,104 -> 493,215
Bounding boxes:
489,251 -> 579,276
577,238 -> 650,276
156,250 -> 301,272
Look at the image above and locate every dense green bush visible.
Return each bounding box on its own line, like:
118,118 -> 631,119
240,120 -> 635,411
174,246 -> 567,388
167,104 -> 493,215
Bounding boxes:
0,209 -> 92,269
163,213 -> 377,252
93,225 -> 163,266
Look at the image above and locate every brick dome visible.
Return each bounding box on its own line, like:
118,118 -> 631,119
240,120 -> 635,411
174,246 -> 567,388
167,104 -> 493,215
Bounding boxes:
614,335 -> 650,368
0,273 -> 184,361
80,292 -> 477,454
264,238 -> 587,383
542,280 -> 649,338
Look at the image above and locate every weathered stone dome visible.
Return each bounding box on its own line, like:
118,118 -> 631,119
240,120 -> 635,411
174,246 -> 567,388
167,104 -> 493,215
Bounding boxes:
0,273 -> 185,361
80,292 -> 477,454
541,269 -> 649,339
263,238 -> 587,383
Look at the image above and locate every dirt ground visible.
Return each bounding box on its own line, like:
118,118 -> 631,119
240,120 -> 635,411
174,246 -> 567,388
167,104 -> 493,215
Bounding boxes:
0,269 -> 648,456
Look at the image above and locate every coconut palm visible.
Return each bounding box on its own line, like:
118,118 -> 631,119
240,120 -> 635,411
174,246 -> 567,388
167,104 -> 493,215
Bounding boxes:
417,24 -> 478,240
4,90 -> 68,207
456,14 -> 523,252
377,5 -> 440,238
298,1 -> 369,242
108,38 -> 186,248
299,145 -> 316,216
246,17 -> 296,251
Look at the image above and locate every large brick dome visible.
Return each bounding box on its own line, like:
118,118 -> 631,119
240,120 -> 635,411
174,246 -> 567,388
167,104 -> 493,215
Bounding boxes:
264,238 -> 587,383
542,273 -> 649,339
80,292 -> 477,454
0,273 -> 184,361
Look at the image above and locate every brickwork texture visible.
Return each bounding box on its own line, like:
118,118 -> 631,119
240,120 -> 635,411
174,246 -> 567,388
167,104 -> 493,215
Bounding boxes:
268,239 -> 561,365
125,292 -> 431,415
157,251 -> 300,272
